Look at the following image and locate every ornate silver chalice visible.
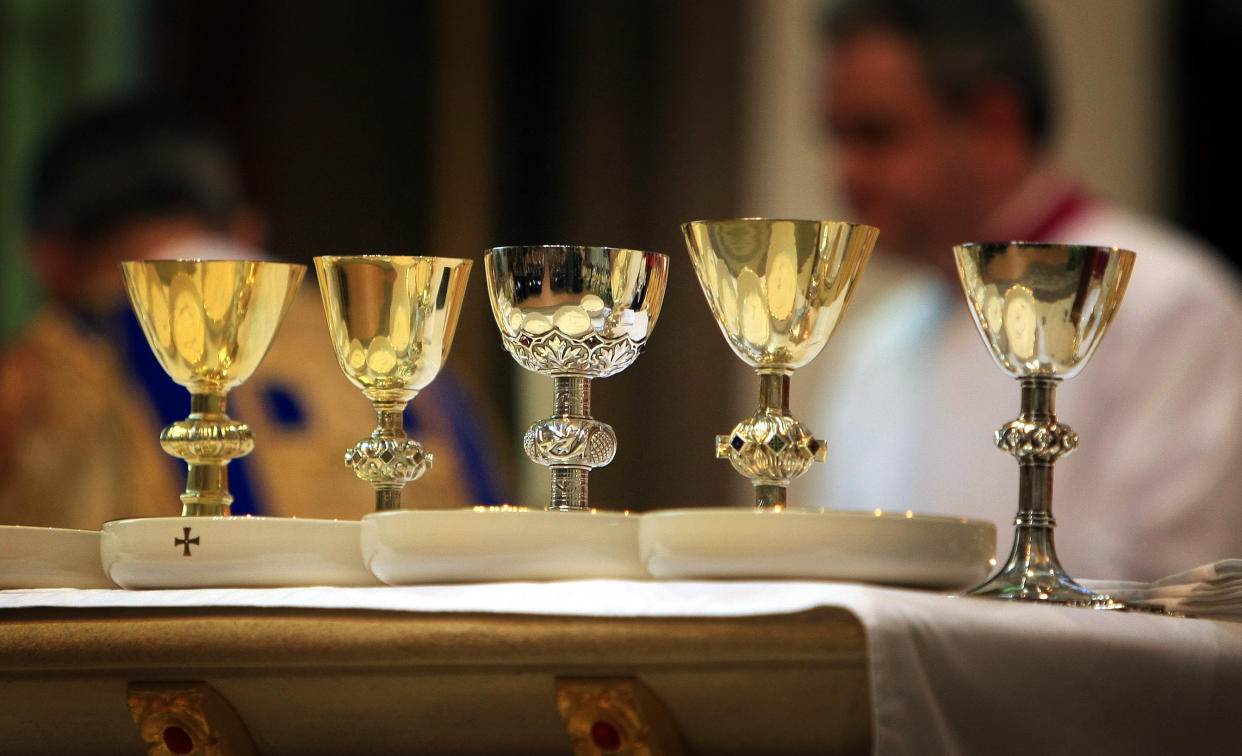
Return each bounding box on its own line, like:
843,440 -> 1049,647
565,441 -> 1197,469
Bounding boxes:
955,242 -> 1135,606
484,245 -> 668,511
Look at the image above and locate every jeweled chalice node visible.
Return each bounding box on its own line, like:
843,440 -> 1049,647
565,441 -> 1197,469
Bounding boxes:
682,218 -> 877,510
954,241 -> 1135,608
484,244 -> 668,513
108,259 -> 376,588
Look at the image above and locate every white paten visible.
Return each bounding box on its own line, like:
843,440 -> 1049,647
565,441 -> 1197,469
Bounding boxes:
640,508 -> 996,589
362,508 -> 645,584
0,525 -> 114,589
100,516 -> 378,589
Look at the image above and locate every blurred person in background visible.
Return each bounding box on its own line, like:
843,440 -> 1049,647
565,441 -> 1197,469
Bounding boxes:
801,0 -> 1242,580
0,96 -> 505,528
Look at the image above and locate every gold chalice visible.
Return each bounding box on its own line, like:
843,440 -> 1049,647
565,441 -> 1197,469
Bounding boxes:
484,245 -> 668,511
682,219 -> 877,509
106,258 -> 380,589
315,255 -> 472,511
955,242 -> 1135,606
120,259 -> 304,516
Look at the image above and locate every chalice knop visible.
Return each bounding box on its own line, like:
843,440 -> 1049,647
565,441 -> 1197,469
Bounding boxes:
955,242 -> 1134,606
121,260 -> 305,516
315,255 -> 472,511
484,246 -> 668,511
683,219 -> 877,509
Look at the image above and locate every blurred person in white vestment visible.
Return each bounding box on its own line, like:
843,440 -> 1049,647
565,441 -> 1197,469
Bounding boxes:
801,0 -> 1242,580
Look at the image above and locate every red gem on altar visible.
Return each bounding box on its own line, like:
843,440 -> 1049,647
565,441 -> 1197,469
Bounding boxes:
590,720 -> 623,751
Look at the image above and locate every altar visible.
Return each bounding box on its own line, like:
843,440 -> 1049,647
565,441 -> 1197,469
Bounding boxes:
2,581 -> 1239,755
1,194 -> 1235,756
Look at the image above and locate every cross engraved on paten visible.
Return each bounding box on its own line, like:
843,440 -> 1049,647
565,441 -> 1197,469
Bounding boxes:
174,527 -> 200,557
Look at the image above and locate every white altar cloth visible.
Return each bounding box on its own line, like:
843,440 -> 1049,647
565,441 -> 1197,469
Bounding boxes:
3,581 -> 1240,755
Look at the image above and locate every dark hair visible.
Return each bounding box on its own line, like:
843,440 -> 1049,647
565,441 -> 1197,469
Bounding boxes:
26,95 -> 242,243
822,0 -> 1054,147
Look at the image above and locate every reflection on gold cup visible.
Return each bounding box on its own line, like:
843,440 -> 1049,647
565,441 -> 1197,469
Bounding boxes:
315,255 -> 472,511
121,259 -> 305,516
484,245 -> 668,512
955,242 -> 1135,606
683,219 -> 877,509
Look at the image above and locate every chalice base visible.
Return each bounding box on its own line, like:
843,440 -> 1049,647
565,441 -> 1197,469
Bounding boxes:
0,526 -> 114,589
965,532 -> 1123,609
361,508 -> 644,584
101,517 -> 379,589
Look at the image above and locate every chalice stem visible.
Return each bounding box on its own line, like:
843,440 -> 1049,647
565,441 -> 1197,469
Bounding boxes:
343,397 -> 431,512
555,375 -> 591,417
551,467 -> 590,511
714,370 -> 827,510
970,377 -> 1109,603
182,462 -> 232,516
756,373 -> 791,510
1006,380 -> 1065,581
1017,377 -> 1056,524
373,402 -> 408,512
550,376 -> 592,512
522,374 -> 619,511
182,393 -> 233,517
161,393 -> 255,518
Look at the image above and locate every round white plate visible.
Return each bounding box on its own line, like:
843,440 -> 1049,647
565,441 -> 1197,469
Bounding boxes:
101,516 -> 379,589
640,508 -> 996,589
362,508 -> 645,584
0,526 -> 114,589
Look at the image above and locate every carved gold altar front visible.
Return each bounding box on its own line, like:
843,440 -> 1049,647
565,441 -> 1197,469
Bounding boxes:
0,606 -> 869,755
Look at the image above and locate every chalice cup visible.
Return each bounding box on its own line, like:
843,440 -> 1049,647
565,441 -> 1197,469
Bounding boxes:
315,255 -> 472,511
121,259 -> 305,516
954,242 -> 1135,606
682,219 -> 877,509
484,246 -> 668,512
